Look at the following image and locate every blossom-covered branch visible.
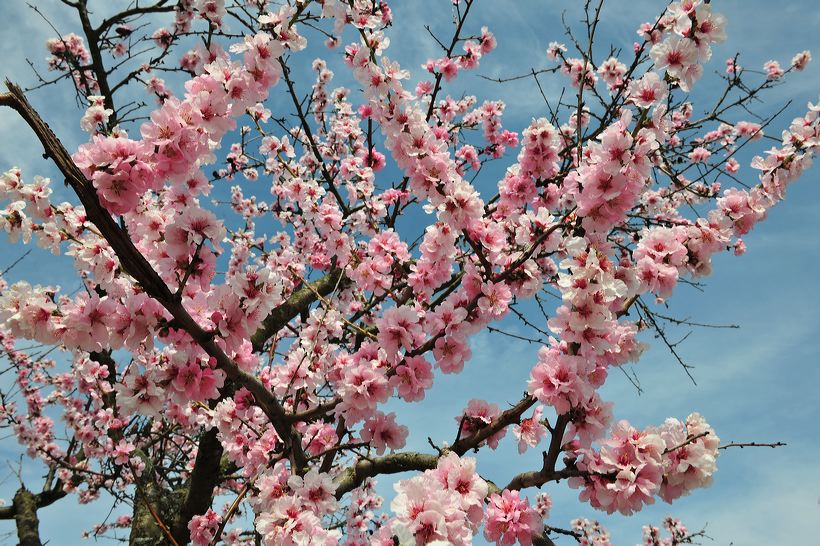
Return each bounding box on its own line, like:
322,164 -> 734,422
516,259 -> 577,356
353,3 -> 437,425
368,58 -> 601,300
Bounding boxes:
0,0 -> 815,544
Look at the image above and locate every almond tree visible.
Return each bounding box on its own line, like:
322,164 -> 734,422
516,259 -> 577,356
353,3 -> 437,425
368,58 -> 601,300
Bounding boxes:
0,1 -> 814,545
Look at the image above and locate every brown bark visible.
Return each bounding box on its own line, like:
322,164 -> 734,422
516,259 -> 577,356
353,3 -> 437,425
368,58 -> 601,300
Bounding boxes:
250,269 -> 346,352
129,475 -> 184,546
12,488 -> 42,546
334,452 -> 439,499
170,427 -> 224,545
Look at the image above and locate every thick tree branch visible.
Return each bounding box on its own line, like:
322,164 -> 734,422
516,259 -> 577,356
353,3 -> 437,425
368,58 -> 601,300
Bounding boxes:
0,81 -> 299,455
12,488 -> 42,546
504,414 -> 572,491
250,269 -> 346,352
170,427 -> 224,545
334,452 -> 439,499
533,534 -> 558,546
0,485 -> 66,520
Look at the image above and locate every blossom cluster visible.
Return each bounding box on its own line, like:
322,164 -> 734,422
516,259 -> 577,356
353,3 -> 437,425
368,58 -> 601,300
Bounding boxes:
569,414 -> 719,515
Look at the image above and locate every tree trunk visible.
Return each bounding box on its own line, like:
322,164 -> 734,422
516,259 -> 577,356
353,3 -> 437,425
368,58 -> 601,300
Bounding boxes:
170,426 -> 224,544
129,473 -> 185,546
12,488 -> 42,546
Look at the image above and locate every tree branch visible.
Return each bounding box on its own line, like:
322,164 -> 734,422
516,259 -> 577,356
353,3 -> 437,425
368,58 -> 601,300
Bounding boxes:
0,485 -> 66,520
250,269 -> 346,352
279,59 -> 349,215
0,80 -> 297,454
719,441 -> 786,450
170,427 -> 224,545
96,1 -> 175,36
12,488 -> 43,546
334,452 -> 438,499
504,414 -> 572,491
452,395 -> 537,455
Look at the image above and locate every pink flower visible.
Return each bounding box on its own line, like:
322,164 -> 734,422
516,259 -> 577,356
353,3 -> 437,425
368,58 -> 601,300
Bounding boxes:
377,306 -> 423,358
518,118 -> 560,180
791,50 -> 811,71
571,421 -> 668,515
439,57 -> 459,81
188,509 -> 220,546
301,422 -> 339,457
598,57 -> 627,89
627,72 -> 668,108
650,37 -> 699,91
479,27 -> 497,54
527,347 -> 591,414
111,439 -> 135,465
484,490 -> 543,546
478,282 -> 512,319
455,399 -> 507,449
361,411 -> 408,455
165,207 -> 225,260
115,370 -> 164,417
391,355 -> 434,402
80,104 -> 113,133
653,413 -> 720,503
170,357 -> 225,401
546,41 -> 567,60
513,406 -> 548,453
688,147 -> 711,163
289,470 -> 337,515
337,360 -> 391,423
534,492 -> 552,520
391,454 -> 488,544
433,334 -> 472,374
60,293 -> 117,352
72,135 -> 156,214
764,60 -> 784,80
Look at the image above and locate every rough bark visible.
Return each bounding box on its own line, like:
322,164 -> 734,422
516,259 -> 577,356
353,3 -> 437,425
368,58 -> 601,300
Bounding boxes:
129,477 -> 184,546
12,488 -> 42,546
170,427 -> 224,545
334,452 -> 439,499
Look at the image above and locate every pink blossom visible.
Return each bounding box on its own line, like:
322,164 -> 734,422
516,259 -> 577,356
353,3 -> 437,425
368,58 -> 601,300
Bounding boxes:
455,399 -> 507,449
513,406 -> 548,453
528,347 -> 591,414
360,411 -> 408,455
391,355 -> 434,402
377,306 -> 423,358
188,509 -> 221,546
627,72 -> 668,108
791,50 -> 812,71
484,490 -> 543,546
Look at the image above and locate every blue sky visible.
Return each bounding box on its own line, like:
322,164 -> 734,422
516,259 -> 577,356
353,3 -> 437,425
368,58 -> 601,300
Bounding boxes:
0,1 -> 818,544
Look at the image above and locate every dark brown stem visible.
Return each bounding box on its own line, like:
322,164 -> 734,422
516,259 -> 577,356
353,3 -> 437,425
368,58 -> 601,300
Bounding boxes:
719,441 -> 787,450
75,0 -> 117,127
